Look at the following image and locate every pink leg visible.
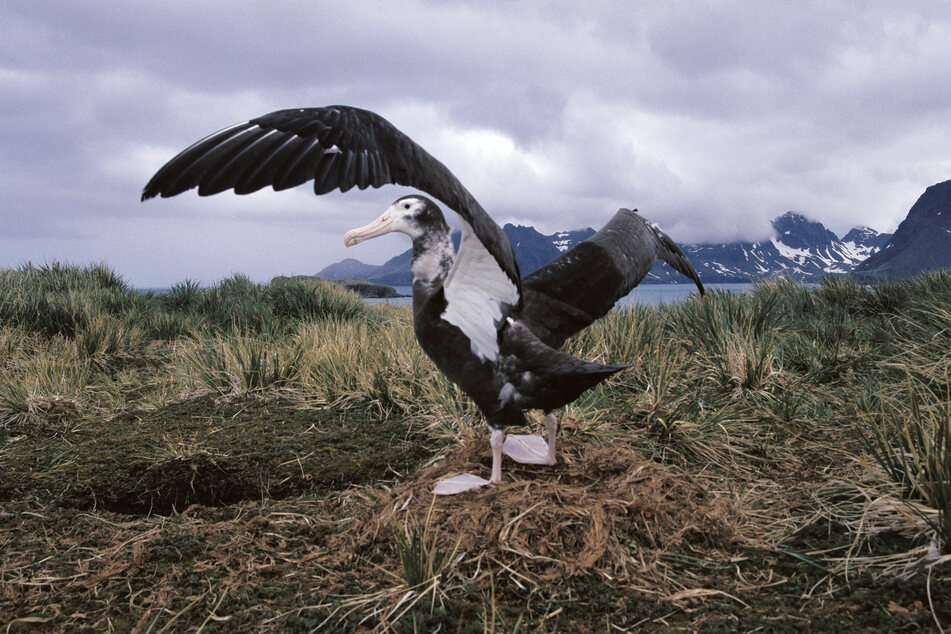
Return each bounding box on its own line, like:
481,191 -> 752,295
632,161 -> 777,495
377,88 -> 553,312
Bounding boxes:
544,412 -> 557,466
490,428 -> 504,484
432,429 -> 507,495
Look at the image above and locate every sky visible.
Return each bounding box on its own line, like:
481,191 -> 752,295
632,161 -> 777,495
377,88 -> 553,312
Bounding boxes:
2,1 -> 950,288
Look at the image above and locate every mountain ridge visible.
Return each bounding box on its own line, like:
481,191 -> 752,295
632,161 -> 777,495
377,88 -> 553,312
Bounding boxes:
853,179 -> 951,280
321,224 -> 596,286
318,179 -> 951,284
644,211 -> 894,283
319,212 -> 892,285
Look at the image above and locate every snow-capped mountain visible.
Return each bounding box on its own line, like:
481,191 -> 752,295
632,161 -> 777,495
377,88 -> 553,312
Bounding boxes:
550,230 -> 590,252
841,226 -> 892,261
500,224 -> 595,273
647,212 -> 892,283
318,213 -> 891,285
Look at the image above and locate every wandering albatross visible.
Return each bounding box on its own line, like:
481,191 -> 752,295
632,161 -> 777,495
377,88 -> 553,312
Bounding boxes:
141,106 -> 705,494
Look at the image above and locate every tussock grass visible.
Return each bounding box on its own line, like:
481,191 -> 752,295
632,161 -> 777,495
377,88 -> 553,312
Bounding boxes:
0,263 -> 367,343
392,502 -> 461,589
3,263 -> 951,630
0,262 -> 133,338
863,379 -> 951,554
0,334 -> 89,434
0,262 -> 370,437
181,333 -> 306,394
674,289 -> 783,394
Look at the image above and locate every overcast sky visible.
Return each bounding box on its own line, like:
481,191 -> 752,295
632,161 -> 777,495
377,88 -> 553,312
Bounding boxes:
3,1 -> 950,287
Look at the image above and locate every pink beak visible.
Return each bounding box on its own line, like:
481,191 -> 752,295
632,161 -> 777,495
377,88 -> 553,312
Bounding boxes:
343,210 -> 393,247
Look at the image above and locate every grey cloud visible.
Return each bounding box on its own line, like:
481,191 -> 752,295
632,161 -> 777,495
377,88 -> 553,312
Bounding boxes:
2,0 -> 950,286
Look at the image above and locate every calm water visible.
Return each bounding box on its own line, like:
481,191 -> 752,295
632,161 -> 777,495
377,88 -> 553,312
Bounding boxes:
366,282 -> 754,307
616,282 -> 752,306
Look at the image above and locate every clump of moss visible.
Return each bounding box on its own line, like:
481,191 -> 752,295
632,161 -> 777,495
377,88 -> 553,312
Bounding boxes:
5,394 -> 443,514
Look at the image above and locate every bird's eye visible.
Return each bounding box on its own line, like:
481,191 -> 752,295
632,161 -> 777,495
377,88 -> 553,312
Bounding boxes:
403,202 -> 411,209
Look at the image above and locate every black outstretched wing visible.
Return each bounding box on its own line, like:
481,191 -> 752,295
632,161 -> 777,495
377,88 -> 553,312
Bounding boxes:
141,106 -> 520,290
517,209 -> 704,348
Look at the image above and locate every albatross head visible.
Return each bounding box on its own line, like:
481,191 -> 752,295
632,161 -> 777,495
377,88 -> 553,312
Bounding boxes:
344,195 -> 448,247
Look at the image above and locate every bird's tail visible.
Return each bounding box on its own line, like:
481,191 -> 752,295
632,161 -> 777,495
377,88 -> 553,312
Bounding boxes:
533,359 -> 629,408
499,318 -> 630,411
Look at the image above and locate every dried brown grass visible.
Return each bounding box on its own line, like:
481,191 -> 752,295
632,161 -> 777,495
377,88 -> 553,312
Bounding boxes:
331,438 -> 737,588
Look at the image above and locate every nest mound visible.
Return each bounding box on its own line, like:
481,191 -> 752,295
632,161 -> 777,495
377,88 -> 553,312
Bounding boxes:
333,438 -> 738,584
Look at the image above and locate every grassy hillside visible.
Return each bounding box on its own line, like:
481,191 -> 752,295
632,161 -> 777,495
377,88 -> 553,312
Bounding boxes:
1,262 -> 949,630
272,275 -> 404,298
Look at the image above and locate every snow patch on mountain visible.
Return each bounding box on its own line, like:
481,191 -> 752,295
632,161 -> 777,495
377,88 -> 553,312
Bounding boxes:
772,241 -> 810,263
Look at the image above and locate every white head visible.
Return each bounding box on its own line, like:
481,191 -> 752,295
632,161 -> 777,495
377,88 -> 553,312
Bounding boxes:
343,195 -> 445,247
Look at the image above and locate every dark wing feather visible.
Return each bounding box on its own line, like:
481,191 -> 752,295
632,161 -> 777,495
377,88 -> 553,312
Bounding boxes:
236,135 -> 310,193
518,208 -> 704,348
141,106 -> 520,290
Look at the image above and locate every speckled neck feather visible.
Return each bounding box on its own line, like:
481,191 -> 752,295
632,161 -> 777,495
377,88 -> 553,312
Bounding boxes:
411,230 -> 454,288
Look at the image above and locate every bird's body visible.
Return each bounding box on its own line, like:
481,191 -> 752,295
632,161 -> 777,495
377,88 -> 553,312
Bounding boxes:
404,206 -> 628,426
143,105 -> 705,493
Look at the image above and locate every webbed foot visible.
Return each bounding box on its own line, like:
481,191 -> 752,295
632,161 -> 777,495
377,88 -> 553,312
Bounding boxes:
503,434 -> 555,465
433,473 -> 491,495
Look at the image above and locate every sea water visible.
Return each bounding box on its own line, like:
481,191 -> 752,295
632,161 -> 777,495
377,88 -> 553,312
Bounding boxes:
365,283 -> 754,307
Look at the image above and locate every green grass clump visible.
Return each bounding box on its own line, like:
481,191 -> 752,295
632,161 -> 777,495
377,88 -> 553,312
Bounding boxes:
0,333 -> 89,434
0,262 -> 136,338
181,333 -> 306,394
673,287 -> 782,394
864,382 -> 951,552
0,262 -> 367,342
393,505 -> 460,589
160,273 -> 367,336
